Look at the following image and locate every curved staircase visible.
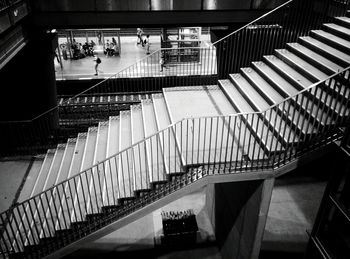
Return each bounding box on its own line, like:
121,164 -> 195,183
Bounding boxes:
1,8 -> 350,259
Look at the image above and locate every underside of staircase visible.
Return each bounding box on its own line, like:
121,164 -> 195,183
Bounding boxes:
1,12 -> 350,259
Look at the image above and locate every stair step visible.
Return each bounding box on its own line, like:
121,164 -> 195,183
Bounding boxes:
310,30 -> 350,55
104,116 -> 120,205
323,22 -> 350,41
286,42 -> 344,75
263,55 -> 315,90
163,85 -> 245,165
241,67 -> 300,145
87,121 -> 109,214
81,127 -> 98,172
141,99 -> 167,183
51,135 -> 86,234
101,205 -> 120,214
240,67 -> 281,105
299,36 -> 350,67
56,139 -> 76,183
85,213 -> 104,222
118,111 -> 134,199
251,61 -> 317,136
265,54 -> 348,122
219,79 -> 268,160
152,93 -> 183,174
131,104 -> 150,191
227,75 -> 284,153
72,127 -> 98,220
31,149 -> 55,197
275,48 -> 329,81
230,73 -> 271,111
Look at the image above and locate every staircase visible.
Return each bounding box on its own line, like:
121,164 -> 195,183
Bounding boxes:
1,9 -> 350,259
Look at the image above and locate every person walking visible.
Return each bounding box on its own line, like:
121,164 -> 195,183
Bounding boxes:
93,55 -> 101,76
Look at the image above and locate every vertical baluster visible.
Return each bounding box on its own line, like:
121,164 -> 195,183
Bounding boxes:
0,213 -> 15,254
246,113 -> 255,169
229,116 -> 237,171
197,118 -> 202,167
101,162 -> 110,206
11,208 -> 24,252
235,115 -> 243,170
223,116 -> 231,171
202,118 -> 207,167
107,159 -> 116,206
207,117 -> 213,167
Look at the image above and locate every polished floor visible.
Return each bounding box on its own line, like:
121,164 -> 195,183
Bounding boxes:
54,34 -> 213,80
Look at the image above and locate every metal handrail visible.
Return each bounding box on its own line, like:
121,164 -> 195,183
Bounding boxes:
211,0 -> 294,45
5,65 -> 350,211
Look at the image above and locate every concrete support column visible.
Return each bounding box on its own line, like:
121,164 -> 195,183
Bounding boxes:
251,178 -> 275,259
205,178 -> 275,259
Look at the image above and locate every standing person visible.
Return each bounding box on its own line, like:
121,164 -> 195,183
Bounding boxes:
93,55 -> 101,76
145,35 -> 150,55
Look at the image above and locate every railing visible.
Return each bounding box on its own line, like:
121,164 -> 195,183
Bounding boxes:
1,0 -> 349,156
0,65 -> 349,258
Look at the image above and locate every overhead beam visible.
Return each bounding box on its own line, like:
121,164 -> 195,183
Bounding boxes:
31,10 -> 267,28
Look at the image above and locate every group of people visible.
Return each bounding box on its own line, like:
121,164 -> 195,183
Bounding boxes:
137,28 -> 151,54
104,37 -> 119,57
71,39 -> 96,59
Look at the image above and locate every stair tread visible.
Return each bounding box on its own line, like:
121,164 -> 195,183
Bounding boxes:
68,133 -> 87,178
131,104 -> 150,191
220,79 -> 254,112
260,54 -> 333,127
118,111 -> 134,199
230,72 -> 270,111
335,16 -> 350,25
252,61 -> 299,96
311,29 -> 350,53
264,55 -> 315,89
300,36 -> 350,64
56,139 -> 76,183
224,77 -> 284,152
286,42 -> 344,74
42,145 -> 66,192
152,93 -> 183,173
88,121 -> 109,212
240,67 -> 284,104
324,22 -> 350,36
240,67 -> 300,144
104,116 -> 120,204
141,100 -> 167,183
80,127 -> 98,171
251,61 -> 317,135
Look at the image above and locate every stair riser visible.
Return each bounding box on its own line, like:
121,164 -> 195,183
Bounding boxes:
335,18 -> 350,29
311,31 -> 350,55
